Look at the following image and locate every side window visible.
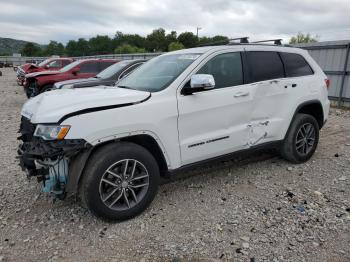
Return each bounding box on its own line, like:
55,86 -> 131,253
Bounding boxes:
197,52 -> 243,89
280,52 -> 314,77
80,62 -> 99,73
62,60 -> 71,67
47,60 -> 61,68
100,61 -> 116,71
246,51 -> 284,82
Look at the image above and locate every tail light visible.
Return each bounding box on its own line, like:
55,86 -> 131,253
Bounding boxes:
325,78 -> 330,90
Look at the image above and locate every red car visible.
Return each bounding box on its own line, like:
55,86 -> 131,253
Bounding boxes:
24,59 -> 119,98
16,58 -> 74,86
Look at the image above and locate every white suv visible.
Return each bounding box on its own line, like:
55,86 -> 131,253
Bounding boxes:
18,44 -> 330,221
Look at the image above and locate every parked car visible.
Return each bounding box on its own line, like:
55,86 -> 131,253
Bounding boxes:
16,58 -> 74,86
53,59 -> 146,90
18,44 -> 330,221
24,59 -> 119,97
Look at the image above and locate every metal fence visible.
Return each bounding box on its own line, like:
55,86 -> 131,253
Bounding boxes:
295,40 -> 350,106
0,53 -> 162,66
1,40 -> 350,106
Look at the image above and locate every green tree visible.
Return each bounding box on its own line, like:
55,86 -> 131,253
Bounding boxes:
76,38 -> 90,56
89,35 -> 113,55
65,40 -> 78,56
178,32 -> 198,48
44,40 -> 65,56
114,44 -> 146,54
168,41 -> 184,51
146,28 -> 167,51
114,31 -> 146,49
289,32 -> 319,44
20,42 -> 42,56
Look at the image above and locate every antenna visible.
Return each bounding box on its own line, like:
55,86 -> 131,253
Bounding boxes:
252,39 -> 282,45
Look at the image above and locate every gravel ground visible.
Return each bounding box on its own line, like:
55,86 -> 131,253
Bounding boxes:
0,68 -> 349,262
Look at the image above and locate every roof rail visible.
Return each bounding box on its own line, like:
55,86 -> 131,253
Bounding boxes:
252,39 -> 283,45
197,39 -> 230,47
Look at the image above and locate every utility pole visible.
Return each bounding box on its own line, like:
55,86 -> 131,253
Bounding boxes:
196,27 -> 202,39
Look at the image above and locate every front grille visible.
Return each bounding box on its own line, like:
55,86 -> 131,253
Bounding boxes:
19,116 -> 36,142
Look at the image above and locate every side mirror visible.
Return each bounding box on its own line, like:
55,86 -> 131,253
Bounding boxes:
44,65 -> 49,69
183,74 -> 215,95
72,67 -> 79,75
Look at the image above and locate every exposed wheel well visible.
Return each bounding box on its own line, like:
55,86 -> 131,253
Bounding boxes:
297,102 -> 324,129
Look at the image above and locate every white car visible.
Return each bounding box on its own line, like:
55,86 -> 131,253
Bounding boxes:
18,44 -> 330,221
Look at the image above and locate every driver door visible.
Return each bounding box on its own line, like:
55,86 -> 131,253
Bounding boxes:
177,52 -> 255,165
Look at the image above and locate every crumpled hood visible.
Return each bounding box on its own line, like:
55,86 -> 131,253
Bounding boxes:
26,70 -> 60,78
21,86 -> 151,123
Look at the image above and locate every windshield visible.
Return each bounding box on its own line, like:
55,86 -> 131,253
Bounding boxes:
59,60 -> 81,73
38,59 -> 51,67
97,60 -> 132,79
117,54 -> 200,92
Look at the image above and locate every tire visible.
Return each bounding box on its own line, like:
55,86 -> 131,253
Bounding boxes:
79,142 -> 160,221
281,113 -> 319,163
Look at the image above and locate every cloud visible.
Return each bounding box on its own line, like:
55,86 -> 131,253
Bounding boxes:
0,0 -> 349,44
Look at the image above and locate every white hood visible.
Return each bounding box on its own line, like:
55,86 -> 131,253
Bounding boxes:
21,86 -> 151,123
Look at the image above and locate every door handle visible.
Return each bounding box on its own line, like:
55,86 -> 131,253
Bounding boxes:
234,91 -> 250,98
269,80 -> 280,84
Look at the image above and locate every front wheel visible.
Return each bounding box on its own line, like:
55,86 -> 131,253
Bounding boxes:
281,113 -> 319,163
79,142 -> 160,221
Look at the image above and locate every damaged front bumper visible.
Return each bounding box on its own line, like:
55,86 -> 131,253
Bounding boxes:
18,117 -> 90,199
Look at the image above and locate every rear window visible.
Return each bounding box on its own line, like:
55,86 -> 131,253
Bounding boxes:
280,52 -> 313,77
246,51 -> 284,82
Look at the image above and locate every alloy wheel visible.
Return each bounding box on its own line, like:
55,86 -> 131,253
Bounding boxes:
295,123 -> 316,155
99,159 -> 149,211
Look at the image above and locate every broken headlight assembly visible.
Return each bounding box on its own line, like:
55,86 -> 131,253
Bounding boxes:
34,124 -> 70,140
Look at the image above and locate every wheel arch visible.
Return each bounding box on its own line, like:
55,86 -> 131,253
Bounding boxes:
67,133 -> 169,195
286,100 -> 324,138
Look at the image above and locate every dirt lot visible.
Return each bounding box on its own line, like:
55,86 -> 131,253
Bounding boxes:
0,68 -> 349,262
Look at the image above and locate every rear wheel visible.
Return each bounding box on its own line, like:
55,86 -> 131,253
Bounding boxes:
79,142 -> 160,221
281,113 -> 319,163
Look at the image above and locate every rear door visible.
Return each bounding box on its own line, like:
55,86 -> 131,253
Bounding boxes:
244,49 -> 289,145
177,51 -> 255,165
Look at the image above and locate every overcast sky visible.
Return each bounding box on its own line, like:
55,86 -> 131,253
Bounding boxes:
1,0 -> 350,44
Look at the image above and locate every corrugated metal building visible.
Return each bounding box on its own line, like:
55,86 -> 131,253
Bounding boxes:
295,40 -> 350,106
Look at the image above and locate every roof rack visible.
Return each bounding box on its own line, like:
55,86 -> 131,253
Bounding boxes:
228,37 -> 249,44
197,37 -> 285,47
252,39 -> 283,45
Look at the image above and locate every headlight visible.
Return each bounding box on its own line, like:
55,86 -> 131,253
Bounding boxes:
34,125 -> 70,140
61,84 -> 74,89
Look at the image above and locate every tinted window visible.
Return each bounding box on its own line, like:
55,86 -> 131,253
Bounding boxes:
197,52 -> 243,89
80,62 -> 99,73
246,51 -> 284,82
280,52 -> 313,77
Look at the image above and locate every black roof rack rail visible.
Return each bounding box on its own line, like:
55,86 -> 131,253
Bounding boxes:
252,39 -> 283,45
198,37 -> 249,47
228,37 -> 249,44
